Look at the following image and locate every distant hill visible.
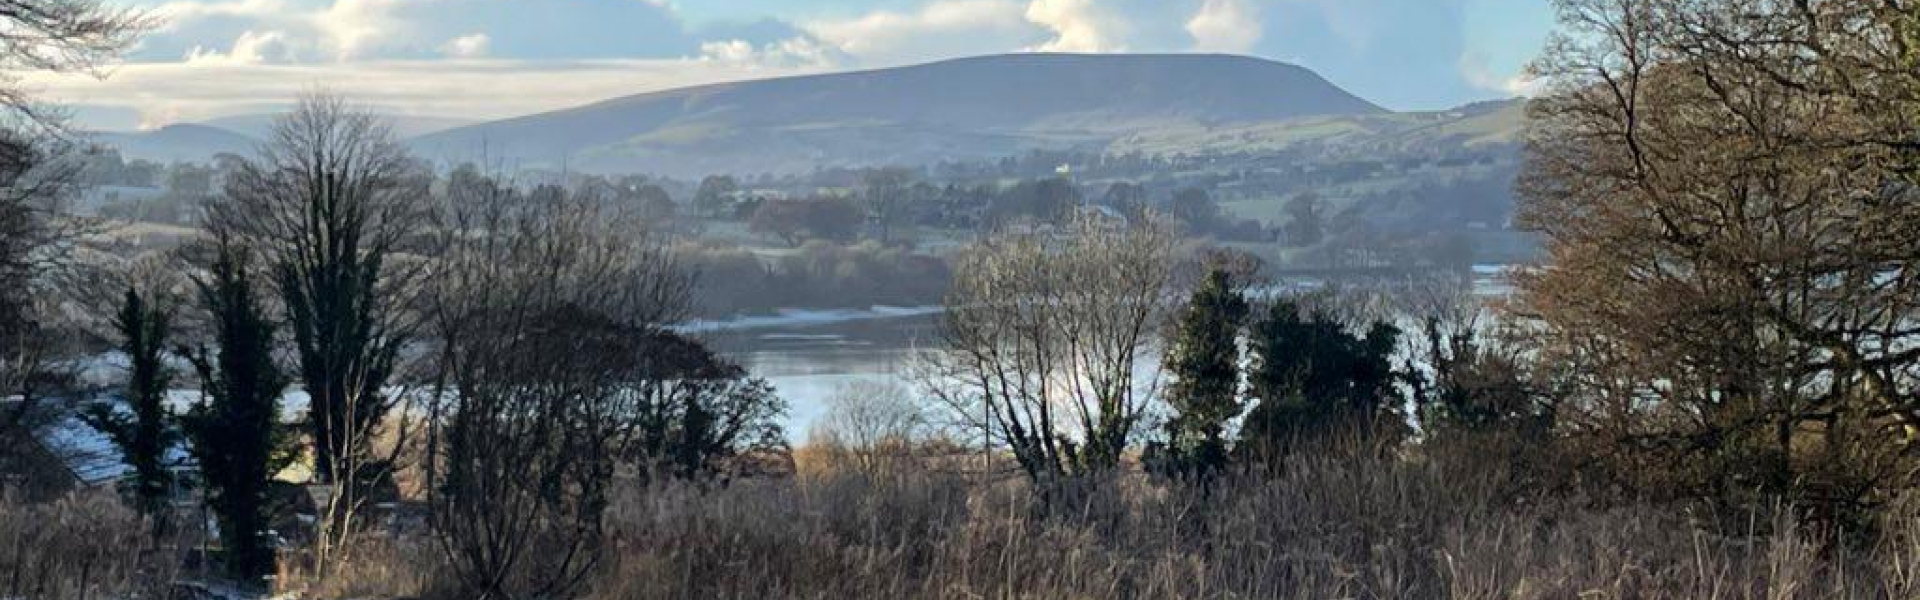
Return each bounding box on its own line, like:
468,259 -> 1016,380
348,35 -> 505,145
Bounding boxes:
1108,98 -> 1527,157
204,113 -> 477,139
89,124 -> 257,164
412,53 -> 1389,176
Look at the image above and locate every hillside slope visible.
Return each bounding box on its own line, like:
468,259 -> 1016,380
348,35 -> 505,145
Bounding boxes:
413,53 -> 1387,175
89,124 -> 257,163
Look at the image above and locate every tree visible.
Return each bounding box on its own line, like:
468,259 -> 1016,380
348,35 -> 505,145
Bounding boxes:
809,381 -> 927,478
1281,193 -> 1325,247
1238,298 -> 1403,463
862,167 -> 915,243
985,177 -> 1079,229
1155,266 -> 1251,476
178,240 -> 292,587
428,172 -> 782,600
1101,182 -> 1149,218
208,94 -> 428,514
614,328 -> 786,481
0,0 -> 147,184
0,0 -> 149,442
1516,0 -> 1920,520
692,175 -> 738,219
82,287 -> 177,531
1169,187 -> 1219,232
749,197 -> 862,246
1404,285 -> 1548,437
633,183 -> 676,224
928,215 -> 1178,481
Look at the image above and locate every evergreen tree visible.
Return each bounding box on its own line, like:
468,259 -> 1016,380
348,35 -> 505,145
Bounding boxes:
1157,267 -> 1249,475
83,287 -> 177,531
1239,299 -> 1402,462
180,243 -> 290,586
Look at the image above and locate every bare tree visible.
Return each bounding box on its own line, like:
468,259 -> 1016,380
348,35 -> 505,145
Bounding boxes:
0,0 -> 150,476
926,214 -> 1179,482
1516,0 -> 1920,517
207,94 -> 433,543
808,380 -> 928,477
427,173 -> 781,600
862,167 -> 915,244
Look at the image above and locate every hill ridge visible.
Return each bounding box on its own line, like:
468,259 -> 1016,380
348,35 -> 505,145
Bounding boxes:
411,53 -> 1389,176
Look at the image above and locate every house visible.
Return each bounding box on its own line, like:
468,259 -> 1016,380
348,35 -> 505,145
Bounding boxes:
0,397 -> 195,500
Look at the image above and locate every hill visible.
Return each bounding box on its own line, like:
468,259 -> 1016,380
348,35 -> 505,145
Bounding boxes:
1108,98 -> 1525,157
89,124 -> 257,164
203,113 -> 476,139
412,53 -> 1388,176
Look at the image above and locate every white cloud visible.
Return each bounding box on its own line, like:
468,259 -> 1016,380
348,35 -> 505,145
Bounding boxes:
29,58 -> 833,128
441,33 -> 490,58
313,0 -> 399,60
697,39 -> 755,63
1458,51 -> 1540,97
805,0 -> 1037,64
136,0 -> 701,63
1186,0 -> 1262,53
698,37 -> 839,69
1024,0 -> 1127,52
184,30 -> 302,65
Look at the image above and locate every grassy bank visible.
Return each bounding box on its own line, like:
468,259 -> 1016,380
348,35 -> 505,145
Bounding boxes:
245,446 -> 1920,600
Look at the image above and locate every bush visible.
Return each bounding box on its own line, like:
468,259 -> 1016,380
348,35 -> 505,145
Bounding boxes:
276,535 -> 448,600
572,444 -> 1920,599
0,491 -> 176,600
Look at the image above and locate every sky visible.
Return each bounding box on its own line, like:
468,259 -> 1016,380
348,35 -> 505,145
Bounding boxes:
29,0 -> 1558,131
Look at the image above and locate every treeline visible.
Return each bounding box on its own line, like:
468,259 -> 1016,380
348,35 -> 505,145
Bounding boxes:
5,95 -> 790,596
905,0 -> 1920,533
683,241 -> 952,316
695,168 -> 1264,244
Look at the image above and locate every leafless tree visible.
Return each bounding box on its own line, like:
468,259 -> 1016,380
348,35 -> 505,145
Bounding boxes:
0,0 -> 150,473
808,380 -> 928,477
1516,0 -> 1920,516
925,214 -> 1180,482
426,172 -> 782,600
862,167 -> 915,244
206,94 -> 434,549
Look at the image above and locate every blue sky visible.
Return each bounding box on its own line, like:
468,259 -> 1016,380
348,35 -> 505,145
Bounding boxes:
37,0 -> 1557,130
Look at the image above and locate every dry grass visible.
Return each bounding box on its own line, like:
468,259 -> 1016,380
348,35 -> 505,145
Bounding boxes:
276,535 -> 448,600
0,490 -> 176,600
280,445 -> 1920,599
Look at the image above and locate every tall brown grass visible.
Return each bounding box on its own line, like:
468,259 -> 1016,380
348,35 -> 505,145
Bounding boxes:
276,534 -> 447,600
0,491 -> 176,600
580,457 -> 1920,599
298,443 -> 1920,600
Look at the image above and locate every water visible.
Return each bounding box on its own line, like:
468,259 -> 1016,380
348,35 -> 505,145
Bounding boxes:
698,307 -> 941,439
718,265 -> 1520,438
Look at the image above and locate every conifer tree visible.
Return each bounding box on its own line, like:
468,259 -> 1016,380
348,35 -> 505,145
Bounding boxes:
179,243 -> 290,586
1158,267 -> 1249,475
1239,299 -> 1401,462
84,287 -> 177,530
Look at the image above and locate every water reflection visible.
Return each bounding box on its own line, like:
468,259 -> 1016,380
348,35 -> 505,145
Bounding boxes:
699,309 -> 938,437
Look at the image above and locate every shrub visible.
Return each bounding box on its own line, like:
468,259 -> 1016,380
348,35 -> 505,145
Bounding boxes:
0,491 -> 176,600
